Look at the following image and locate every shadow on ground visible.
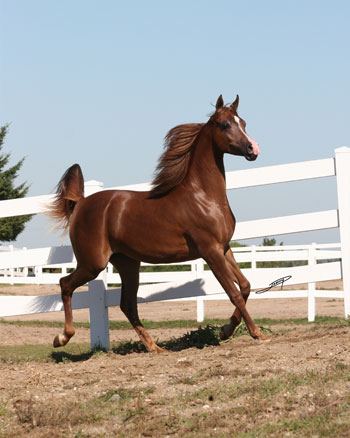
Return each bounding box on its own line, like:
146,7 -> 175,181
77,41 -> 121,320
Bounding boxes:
50,325 -> 272,361
112,324 -> 223,355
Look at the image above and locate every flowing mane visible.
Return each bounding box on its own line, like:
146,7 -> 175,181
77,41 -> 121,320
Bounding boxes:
149,123 -> 204,198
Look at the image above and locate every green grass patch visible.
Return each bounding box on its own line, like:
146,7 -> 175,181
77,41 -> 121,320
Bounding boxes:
0,343 -> 56,363
1,315 -> 348,331
0,342 -> 93,364
0,323 -> 271,363
0,317 -> 230,330
250,315 -> 350,326
0,319 -> 90,329
0,316 -> 347,364
0,401 -> 9,417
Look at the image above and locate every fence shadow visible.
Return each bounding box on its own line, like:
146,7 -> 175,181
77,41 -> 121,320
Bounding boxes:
137,278 -> 209,303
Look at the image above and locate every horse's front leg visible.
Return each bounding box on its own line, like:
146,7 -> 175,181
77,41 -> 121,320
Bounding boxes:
203,245 -> 269,342
219,249 -> 254,340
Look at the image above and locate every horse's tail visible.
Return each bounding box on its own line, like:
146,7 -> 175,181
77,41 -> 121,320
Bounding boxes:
47,164 -> 84,234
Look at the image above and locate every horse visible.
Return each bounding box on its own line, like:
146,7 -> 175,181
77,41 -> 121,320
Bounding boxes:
49,94 -> 269,352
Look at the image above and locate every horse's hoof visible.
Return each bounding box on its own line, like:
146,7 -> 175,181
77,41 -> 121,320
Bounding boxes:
219,329 -> 227,341
259,337 -> 271,343
257,333 -> 271,343
219,325 -> 231,341
53,333 -> 68,348
146,343 -> 167,353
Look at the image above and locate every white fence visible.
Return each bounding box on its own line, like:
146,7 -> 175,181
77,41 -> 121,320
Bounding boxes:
0,147 -> 349,349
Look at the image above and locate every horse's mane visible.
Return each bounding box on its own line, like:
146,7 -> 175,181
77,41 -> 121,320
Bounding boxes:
149,123 -> 204,198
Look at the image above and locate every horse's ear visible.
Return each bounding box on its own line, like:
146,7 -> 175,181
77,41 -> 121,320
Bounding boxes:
230,95 -> 239,112
216,95 -> 224,110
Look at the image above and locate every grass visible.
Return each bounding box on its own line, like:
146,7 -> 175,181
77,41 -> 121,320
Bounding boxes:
0,323 -> 272,363
8,385 -> 156,436
137,364 -> 350,438
1,315 -> 349,330
0,315 -> 348,363
0,342 -> 94,364
95,365 -> 347,436
255,315 -> 350,326
0,318 -> 231,330
1,318 -> 350,437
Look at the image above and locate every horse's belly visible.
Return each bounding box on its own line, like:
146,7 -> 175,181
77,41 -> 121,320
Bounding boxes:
111,236 -> 194,264
109,217 -> 196,263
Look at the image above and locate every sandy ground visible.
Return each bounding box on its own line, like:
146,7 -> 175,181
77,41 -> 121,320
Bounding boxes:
0,281 -> 349,437
0,280 -> 346,346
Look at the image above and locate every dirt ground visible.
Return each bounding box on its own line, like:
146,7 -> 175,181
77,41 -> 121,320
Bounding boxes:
0,282 -> 349,437
0,280 -> 346,346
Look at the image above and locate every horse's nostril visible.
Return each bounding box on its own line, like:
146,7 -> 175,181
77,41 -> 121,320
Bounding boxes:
247,143 -> 253,155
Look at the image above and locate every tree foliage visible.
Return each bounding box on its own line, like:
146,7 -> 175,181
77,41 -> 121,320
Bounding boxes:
0,124 -> 32,242
261,237 -> 284,246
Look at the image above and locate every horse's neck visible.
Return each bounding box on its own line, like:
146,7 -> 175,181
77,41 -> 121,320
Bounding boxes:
185,127 -> 227,199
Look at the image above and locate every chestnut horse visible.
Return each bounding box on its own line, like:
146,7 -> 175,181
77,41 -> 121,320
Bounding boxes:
49,95 -> 269,352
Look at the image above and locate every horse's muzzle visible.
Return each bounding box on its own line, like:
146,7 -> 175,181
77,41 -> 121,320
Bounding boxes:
245,143 -> 258,161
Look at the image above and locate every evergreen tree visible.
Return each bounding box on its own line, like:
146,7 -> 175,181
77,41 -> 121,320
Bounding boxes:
262,237 -> 277,246
0,124 -> 32,242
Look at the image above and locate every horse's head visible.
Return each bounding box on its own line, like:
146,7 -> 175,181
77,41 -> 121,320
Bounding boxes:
210,95 -> 260,161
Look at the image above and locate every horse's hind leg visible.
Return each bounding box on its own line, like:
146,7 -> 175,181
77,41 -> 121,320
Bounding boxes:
110,254 -> 166,353
219,249 -> 254,340
53,266 -> 98,347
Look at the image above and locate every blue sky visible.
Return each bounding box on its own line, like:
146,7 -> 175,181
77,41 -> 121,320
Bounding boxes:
1,0 -> 349,248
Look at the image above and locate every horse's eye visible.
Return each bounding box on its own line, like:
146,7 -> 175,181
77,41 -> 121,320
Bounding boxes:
221,121 -> 230,130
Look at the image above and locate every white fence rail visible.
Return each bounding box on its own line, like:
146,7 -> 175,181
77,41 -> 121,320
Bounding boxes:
0,148 -> 349,349
0,243 -> 344,347
0,242 -> 342,287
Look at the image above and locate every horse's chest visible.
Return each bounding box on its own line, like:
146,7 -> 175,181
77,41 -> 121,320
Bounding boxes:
220,206 -> 236,242
190,200 -> 235,245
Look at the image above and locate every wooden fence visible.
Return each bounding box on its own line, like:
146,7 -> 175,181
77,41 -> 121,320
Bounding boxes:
0,147 -> 349,349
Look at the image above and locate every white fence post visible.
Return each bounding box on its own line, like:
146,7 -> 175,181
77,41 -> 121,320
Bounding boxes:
251,245 -> 257,270
196,296 -> 205,323
23,247 -> 28,277
196,258 -> 204,278
335,147 -> 350,319
196,259 -> 205,322
9,245 -> 14,285
88,269 -> 110,350
308,243 -> 316,322
35,266 -> 42,285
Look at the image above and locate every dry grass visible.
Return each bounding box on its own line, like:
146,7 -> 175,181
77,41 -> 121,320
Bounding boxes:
5,363 -> 349,437
1,320 -> 350,437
